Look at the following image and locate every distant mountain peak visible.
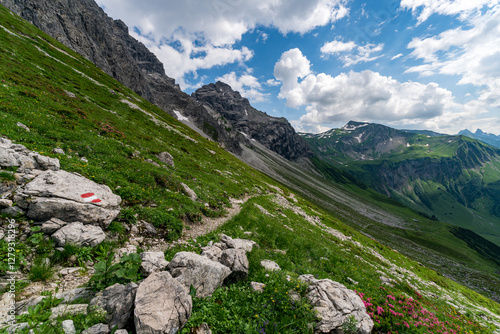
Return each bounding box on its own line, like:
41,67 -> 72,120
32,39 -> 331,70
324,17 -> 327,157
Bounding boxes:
458,128 -> 500,149
343,121 -> 370,130
193,82 -> 313,160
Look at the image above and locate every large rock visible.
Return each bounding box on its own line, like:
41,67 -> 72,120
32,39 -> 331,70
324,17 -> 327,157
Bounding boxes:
0,139 -> 59,172
41,217 -> 68,234
220,248 -> 249,283
200,242 -> 224,262
298,275 -> 373,334
52,222 -> 106,247
167,252 -> 231,298
90,283 -> 137,330
156,152 -> 174,167
220,234 -> 256,253
140,252 -> 169,277
134,272 -> 192,334
82,323 -> 109,334
20,170 -> 121,226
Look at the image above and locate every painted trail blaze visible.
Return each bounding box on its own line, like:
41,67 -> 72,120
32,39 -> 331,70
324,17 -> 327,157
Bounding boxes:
81,192 -> 102,203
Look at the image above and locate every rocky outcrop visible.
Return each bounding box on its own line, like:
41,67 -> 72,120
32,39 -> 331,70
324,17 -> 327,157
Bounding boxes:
200,242 -> 224,262
82,323 -> 110,334
167,252 -> 231,298
40,217 -> 68,234
220,248 -> 249,283
19,169 -> 121,227
51,222 -> 106,247
0,138 -> 121,230
0,138 -> 59,173
90,283 -> 138,330
299,274 -> 373,334
220,234 -> 256,253
134,271 -> 192,334
139,252 -> 169,277
193,82 -> 313,160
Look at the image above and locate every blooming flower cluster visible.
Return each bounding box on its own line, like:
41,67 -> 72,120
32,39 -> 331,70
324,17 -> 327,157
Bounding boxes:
356,288 -> 488,333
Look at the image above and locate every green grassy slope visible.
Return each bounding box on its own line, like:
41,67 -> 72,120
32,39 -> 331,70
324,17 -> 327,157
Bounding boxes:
0,7 -> 270,239
240,141 -> 500,302
0,5 -> 499,333
303,124 -> 500,246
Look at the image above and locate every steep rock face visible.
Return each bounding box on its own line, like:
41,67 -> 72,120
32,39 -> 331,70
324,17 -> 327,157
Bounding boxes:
193,82 -> 313,160
0,0 -> 243,154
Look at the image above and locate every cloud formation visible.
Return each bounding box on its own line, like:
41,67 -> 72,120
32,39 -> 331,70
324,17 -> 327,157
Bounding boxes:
321,40 -> 384,67
274,48 -> 459,132
400,0 -> 494,24
406,7 -> 500,112
97,0 -> 349,87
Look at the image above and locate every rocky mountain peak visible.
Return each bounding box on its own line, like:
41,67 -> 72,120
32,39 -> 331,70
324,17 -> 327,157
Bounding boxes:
193,81 -> 252,118
193,82 -> 313,161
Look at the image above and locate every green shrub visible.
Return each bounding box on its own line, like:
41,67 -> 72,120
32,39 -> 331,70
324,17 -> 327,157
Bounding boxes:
118,207 -> 137,224
0,171 -> 15,181
342,315 -> 358,334
181,271 -> 316,333
29,256 -> 54,282
139,208 -> 183,240
107,221 -> 126,235
89,244 -> 142,290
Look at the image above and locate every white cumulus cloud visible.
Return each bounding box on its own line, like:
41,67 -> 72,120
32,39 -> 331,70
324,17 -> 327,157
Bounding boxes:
400,0 -> 495,24
96,0 -> 349,87
321,40 -> 384,67
406,7 -> 500,116
320,40 -> 356,54
274,48 -> 467,133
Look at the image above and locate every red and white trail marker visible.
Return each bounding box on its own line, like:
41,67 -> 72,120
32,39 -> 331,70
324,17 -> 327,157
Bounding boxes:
81,192 -> 102,203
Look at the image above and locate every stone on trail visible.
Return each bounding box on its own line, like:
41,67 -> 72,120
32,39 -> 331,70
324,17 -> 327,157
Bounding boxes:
134,271 -> 192,334
90,283 -> 137,330
140,252 -> 169,277
167,252 -> 230,298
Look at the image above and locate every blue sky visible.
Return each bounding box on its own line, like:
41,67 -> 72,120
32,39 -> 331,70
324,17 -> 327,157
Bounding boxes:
96,0 -> 500,135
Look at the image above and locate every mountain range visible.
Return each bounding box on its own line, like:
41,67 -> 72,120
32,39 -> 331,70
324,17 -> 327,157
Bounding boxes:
459,129 -> 500,149
0,0 -> 499,332
302,121 -> 500,246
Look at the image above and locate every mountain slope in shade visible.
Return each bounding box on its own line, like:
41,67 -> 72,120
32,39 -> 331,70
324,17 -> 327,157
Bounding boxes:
302,121 -> 500,246
459,129 -> 500,149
